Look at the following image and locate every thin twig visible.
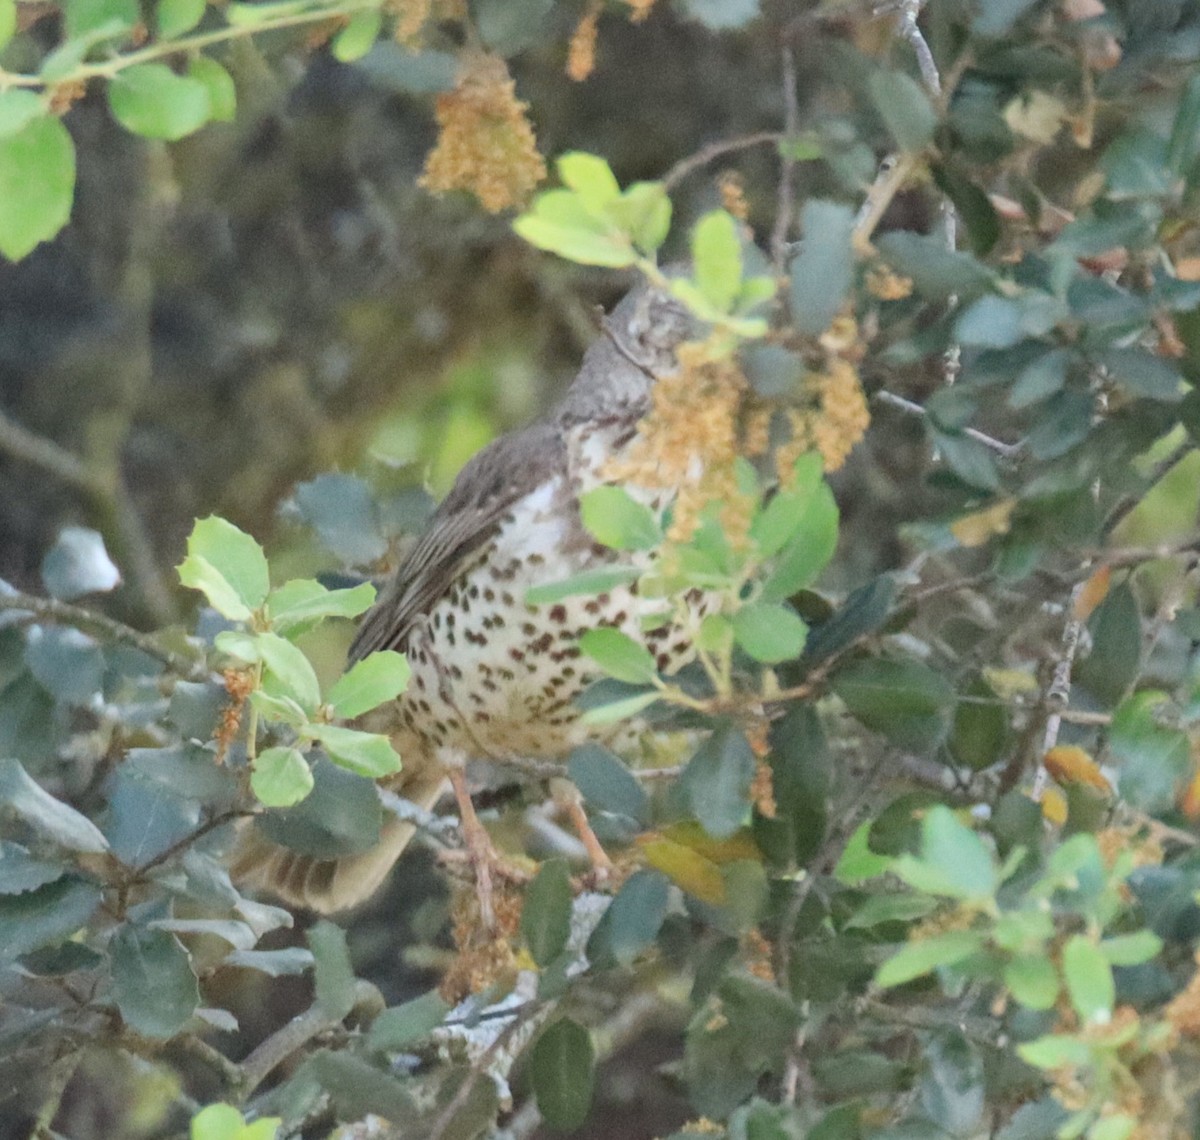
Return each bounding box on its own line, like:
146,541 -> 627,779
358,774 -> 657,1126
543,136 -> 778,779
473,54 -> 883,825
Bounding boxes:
421,1005 -> 536,1140
0,588 -> 210,681
852,154 -> 918,249
237,982 -> 378,1100
874,390 -> 1021,457
0,408 -> 96,492
1031,583 -> 1085,801
770,45 -> 801,272
661,131 -> 783,192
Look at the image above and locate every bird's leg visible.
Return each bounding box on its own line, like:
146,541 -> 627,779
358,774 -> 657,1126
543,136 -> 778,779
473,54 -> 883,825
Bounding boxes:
447,766 -> 499,931
550,778 -> 613,882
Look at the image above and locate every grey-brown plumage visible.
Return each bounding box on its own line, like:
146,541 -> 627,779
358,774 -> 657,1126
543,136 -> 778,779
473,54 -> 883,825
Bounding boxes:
232,281 -> 697,912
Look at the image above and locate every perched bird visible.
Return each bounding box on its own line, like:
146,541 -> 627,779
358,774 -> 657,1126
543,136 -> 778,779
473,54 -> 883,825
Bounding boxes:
232,281 -> 702,921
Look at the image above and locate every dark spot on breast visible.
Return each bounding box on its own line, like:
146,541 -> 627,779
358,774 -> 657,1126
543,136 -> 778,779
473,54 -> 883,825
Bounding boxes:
509,648 -> 525,663
656,653 -> 672,671
483,679 -> 498,692
549,605 -> 568,623
484,587 -> 496,602
533,632 -> 554,653
499,668 -> 515,682
528,553 -> 545,566
521,622 -> 537,636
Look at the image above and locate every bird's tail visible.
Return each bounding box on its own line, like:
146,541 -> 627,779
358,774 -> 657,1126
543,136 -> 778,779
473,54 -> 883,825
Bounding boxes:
229,765 -> 448,914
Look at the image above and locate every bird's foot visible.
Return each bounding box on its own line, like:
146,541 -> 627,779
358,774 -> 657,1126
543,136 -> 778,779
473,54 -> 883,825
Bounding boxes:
550,777 -> 613,885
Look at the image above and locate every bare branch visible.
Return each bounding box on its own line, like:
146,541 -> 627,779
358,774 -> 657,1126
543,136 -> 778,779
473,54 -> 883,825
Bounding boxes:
874,390 -> 1021,457
770,45 -> 801,272
661,131 -> 783,192
0,587 -> 210,681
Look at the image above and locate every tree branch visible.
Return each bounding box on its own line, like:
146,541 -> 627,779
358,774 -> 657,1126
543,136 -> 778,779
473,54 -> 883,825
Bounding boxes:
0,588 -> 210,681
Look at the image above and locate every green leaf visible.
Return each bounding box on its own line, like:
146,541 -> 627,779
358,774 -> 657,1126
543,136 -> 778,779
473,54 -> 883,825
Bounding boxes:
332,8 -> 382,63
0,877 -> 101,960
309,920 -> 355,1019
293,474 -> 387,565
760,467 -> 839,600
875,930 -> 983,987
525,566 -> 640,606
41,526 -> 120,600
1062,935 -> 1114,1024
1167,72 -> 1200,175
751,454 -> 823,556
0,116 -> 75,261
593,870 -> 668,966
1004,954 -> 1060,1010
568,744 -> 648,824
681,727 -> 756,839
1110,691 -> 1189,813
0,91 -> 45,140
256,631 -> 321,712
111,925 -> 200,1038
919,1033 -> 983,1138
178,516 -> 269,620
0,758 -> 110,854
732,602 -> 807,664
557,151 -> 621,214
677,0 -> 760,29
532,1018 -> 595,1131
368,990 -> 450,1050
1008,347 -> 1070,409
789,200 -> 856,336
108,63 -> 212,140
579,628 -> 658,685
0,842 -> 64,895
613,181 -> 671,254
876,231 -> 995,301
579,486 -> 662,551
1076,583 -> 1140,708
65,0 -> 138,39
832,658 -> 953,753
869,70 -> 937,152
692,209 -> 742,313
307,724 -> 402,778
188,56 -> 236,122
156,0 -> 205,37
1099,931 -> 1162,967
1016,1034 -> 1093,1070
513,189 -> 635,267
190,1104 -> 247,1140
268,579 -> 375,632
522,858 -> 572,967
844,892 -> 937,929
834,820 -> 891,883
578,689 -> 660,726
0,0 -> 13,51
473,0 -> 554,54
950,675 -> 1010,770
327,651 -> 410,719
251,746 -> 314,808
907,806 -> 997,900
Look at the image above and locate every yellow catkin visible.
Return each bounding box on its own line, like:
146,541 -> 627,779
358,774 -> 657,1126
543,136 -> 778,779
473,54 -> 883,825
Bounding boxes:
439,883 -> 523,1002
606,341 -> 754,545
810,359 -> 871,472
387,0 -> 431,43
718,172 -> 750,222
623,0 -> 656,22
566,6 -> 600,81
420,54 -> 547,213
865,265 -> 914,300
1165,962 -> 1200,1038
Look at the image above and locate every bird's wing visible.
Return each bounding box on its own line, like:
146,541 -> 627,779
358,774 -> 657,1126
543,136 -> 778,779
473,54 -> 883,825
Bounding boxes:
348,421 -> 567,663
